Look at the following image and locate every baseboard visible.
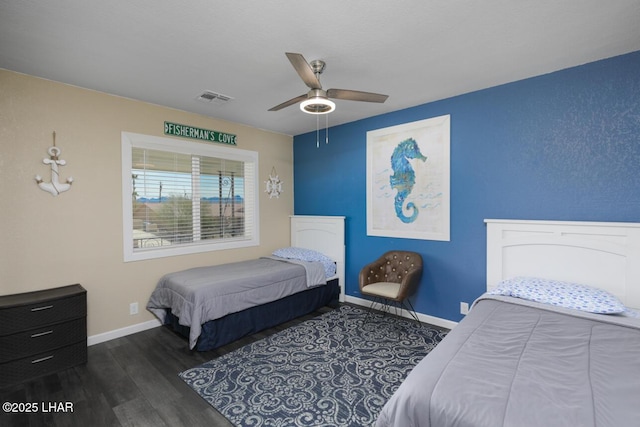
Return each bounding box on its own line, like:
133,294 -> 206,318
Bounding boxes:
345,295 -> 458,330
88,318 -> 162,346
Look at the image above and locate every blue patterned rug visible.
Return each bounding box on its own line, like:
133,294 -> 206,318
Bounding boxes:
180,304 -> 447,427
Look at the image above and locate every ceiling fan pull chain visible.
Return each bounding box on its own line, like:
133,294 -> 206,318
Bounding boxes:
316,114 -> 320,148
325,114 -> 329,145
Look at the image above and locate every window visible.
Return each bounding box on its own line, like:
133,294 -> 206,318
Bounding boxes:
122,132 -> 259,261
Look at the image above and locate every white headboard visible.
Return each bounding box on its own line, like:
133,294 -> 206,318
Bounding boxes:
290,215 -> 346,302
486,219 -> 640,310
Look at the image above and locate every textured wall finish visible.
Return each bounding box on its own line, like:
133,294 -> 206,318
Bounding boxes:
293,51 -> 640,322
0,70 -> 295,338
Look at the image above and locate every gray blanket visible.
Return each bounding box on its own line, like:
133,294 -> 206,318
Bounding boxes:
376,295 -> 640,427
147,256 -> 326,349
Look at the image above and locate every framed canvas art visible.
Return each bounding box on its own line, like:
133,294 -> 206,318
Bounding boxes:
366,115 -> 450,241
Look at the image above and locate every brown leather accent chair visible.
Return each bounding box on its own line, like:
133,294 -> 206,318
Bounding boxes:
359,250 -> 423,322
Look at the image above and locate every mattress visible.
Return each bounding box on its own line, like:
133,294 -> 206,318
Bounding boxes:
376,295 -> 640,427
147,256 -> 327,349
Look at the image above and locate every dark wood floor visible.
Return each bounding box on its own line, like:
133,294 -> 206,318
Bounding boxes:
0,306 -> 335,427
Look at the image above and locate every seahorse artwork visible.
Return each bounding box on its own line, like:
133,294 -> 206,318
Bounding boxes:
35,131 -> 74,196
389,138 -> 427,223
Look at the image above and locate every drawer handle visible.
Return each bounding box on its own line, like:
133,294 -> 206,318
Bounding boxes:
31,305 -> 54,312
31,330 -> 54,338
31,355 -> 54,364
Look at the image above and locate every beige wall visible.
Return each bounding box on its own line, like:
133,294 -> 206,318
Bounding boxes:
0,69 -> 294,338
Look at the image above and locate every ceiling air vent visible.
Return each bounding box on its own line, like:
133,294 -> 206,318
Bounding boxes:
196,90 -> 233,106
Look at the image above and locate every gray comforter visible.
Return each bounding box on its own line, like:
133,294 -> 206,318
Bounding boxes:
147,256 -> 326,349
376,295 -> 640,427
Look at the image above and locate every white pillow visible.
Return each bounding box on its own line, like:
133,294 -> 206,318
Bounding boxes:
488,276 -> 626,314
272,247 -> 336,278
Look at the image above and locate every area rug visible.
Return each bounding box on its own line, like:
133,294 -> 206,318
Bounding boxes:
179,304 -> 448,427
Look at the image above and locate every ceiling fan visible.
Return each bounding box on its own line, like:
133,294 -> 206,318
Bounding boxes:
268,52 -> 389,114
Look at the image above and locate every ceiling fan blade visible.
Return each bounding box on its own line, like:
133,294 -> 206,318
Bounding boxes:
268,94 -> 307,111
286,52 -> 321,89
327,89 -> 388,103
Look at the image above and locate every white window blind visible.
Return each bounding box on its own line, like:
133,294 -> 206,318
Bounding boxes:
122,132 -> 259,261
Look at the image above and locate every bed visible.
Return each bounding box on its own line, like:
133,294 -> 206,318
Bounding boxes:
376,219 -> 640,427
147,215 -> 345,351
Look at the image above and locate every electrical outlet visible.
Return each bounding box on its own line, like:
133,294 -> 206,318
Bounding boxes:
129,302 -> 139,315
460,302 -> 469,315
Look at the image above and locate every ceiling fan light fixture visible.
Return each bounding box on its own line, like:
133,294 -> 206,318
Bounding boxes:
300,97 -> 335,114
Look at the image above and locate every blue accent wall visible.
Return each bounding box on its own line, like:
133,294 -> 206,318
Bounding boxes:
293,51 -> 640,322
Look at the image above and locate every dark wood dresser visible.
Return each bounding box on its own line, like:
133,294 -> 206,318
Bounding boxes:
0,284 -> 87,388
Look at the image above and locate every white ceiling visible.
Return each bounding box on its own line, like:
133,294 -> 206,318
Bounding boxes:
1,1 -> 639,137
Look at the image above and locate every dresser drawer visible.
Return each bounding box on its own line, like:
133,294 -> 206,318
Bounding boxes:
0,342 -> 87,389
0,293 -> 86,336
0,317 -> 86,363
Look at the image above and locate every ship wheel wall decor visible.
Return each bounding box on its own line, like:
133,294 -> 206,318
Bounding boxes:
265,167 -> 283,198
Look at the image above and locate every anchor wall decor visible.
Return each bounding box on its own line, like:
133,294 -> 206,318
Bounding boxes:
35,131 -> 74,196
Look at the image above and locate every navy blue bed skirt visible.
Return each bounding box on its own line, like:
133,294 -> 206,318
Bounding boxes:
164,279 -> 340,351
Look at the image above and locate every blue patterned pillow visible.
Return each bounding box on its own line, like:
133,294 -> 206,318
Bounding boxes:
488,277 -> 626,314
272,247 -> 336,278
